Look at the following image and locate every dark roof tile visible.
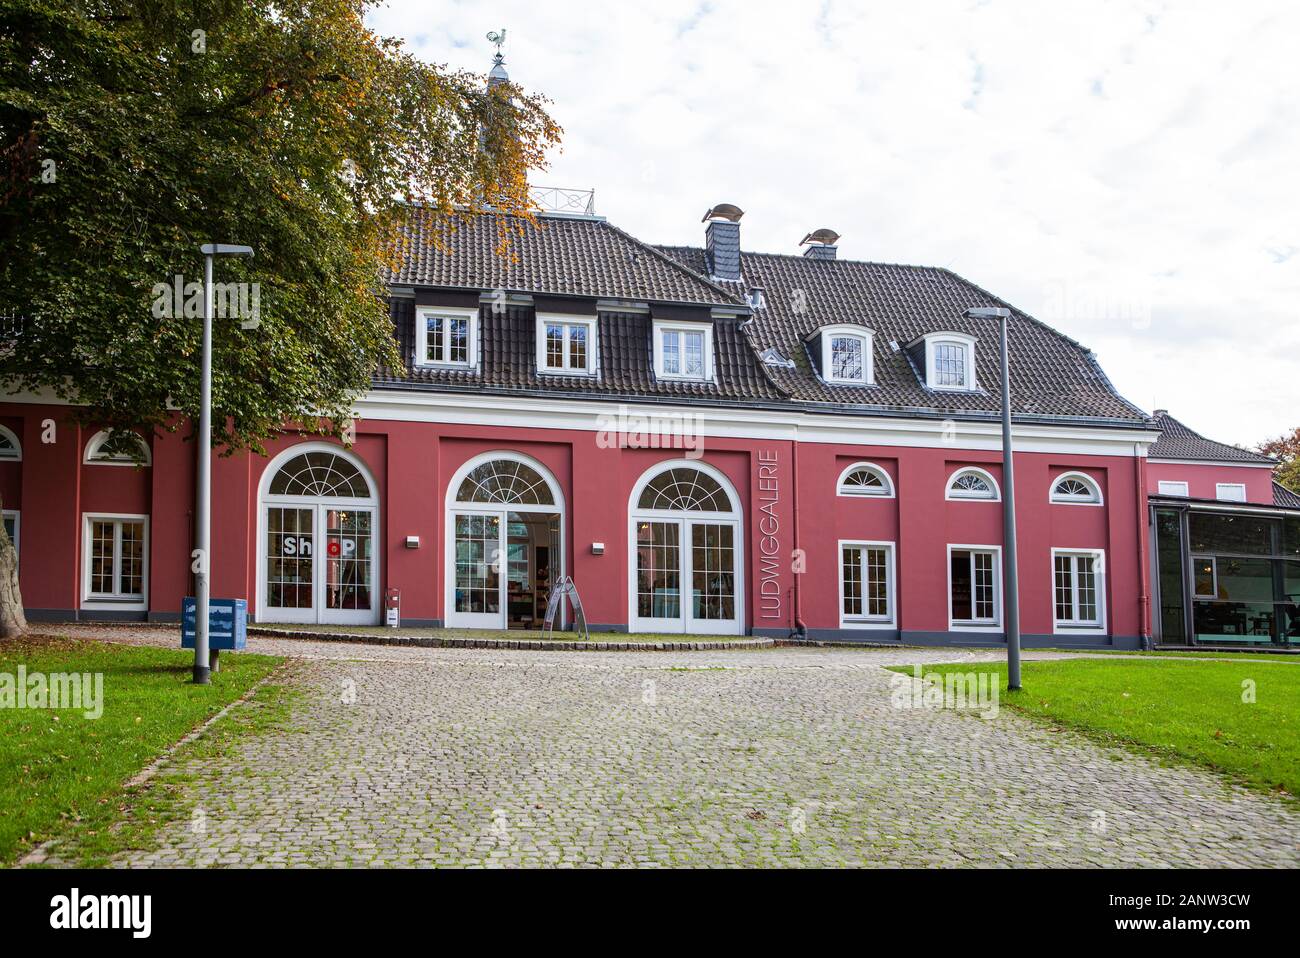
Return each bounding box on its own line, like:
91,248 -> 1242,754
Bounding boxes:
1148,411 -> 1274,463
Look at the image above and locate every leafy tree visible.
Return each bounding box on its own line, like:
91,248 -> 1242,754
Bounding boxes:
0,0 -> 561,635
1256,427 -> 1300,494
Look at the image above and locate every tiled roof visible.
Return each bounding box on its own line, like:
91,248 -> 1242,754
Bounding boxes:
1148,412 -> 1274,463
1274,482 -> 1300,509
378,208 -> 1153,422
377,299 -> 785,403
384,210 -> 740,307
654,245 -> 1149,423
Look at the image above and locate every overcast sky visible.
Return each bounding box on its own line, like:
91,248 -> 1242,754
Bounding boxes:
370,0 -> 1300,446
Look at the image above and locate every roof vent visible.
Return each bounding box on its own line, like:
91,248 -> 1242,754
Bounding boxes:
703,203 -> 744,282
747,286 -> 766,309
800,228 -> 840,261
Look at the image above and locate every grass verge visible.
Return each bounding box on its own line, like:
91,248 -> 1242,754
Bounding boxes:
886,657 -> 1299,800
0,635 -> 283,865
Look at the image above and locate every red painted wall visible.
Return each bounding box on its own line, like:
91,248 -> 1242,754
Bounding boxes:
0,400 -> 1150,642
1146,461 -> 1273,505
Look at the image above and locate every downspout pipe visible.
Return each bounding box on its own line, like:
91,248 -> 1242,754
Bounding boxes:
1135,444 -> 1152,650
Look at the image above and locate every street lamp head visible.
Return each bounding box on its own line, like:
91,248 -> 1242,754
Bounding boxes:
200,243 -> 255,257
963,306 -> 1010,319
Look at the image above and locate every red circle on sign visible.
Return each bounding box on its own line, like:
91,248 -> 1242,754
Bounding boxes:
327,541 -> 341,557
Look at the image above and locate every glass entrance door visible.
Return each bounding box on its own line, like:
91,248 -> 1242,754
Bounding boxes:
633,518 -> 739,634
264,505 -> 376,624
450,512 -> 504,629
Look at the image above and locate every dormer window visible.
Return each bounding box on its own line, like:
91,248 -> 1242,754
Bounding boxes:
536,313 -> 598,376
653,320 -> 713,381
917,332 -> 977,391
809,324 -> 873,385
416,306 -> 478,369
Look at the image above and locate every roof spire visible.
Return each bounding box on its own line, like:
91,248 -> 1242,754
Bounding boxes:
486,29 -> 508,87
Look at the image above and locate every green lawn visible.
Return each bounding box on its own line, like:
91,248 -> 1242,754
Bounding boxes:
0,636 -> 282,864
887,658 -> 1300,799
251,622 -> 762,643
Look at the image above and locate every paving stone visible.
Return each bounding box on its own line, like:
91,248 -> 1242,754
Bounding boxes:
37,625 -> 1300,868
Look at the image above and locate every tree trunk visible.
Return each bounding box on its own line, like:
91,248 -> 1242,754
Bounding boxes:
0,496 -> 27,639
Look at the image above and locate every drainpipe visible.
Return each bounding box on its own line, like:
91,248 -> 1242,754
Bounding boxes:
1135,444 -> 1151,650
790,433 -> 807,640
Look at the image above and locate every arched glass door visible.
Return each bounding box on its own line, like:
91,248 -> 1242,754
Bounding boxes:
260,446 -> 379,625
446,454 -> 564,630
629,463 -> 742,635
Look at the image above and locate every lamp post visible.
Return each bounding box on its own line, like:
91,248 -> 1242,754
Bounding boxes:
193,243 -> 254,685
964,305 -> 1021,690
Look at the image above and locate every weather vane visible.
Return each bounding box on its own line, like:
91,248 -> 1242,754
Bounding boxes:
486,28 -> 506,64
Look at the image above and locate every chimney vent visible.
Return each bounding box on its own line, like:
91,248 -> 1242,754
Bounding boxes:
800,228 -> 840,261
703,204 -> 744,282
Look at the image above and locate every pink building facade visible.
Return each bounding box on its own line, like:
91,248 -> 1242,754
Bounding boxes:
7,208 -> 1289,650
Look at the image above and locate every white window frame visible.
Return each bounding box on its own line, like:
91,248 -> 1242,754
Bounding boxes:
2,509 -> 17,563
83,429 -> 151,467
626,459 -> 743,636
415,305 -> 478,369
923,332 -> 978,391
0,424 -> 21,461
652,320 -> 714,382
836,461 -> 895,498
1192,554 -> 1218,599
256,442 -> 382,626
819,324 -> 873,385
838,539 -> 896,628
1049,471 -> 1104,506
947,544 -> 1003,632
1215,482 -> 1247,502
1051,548 -> 1107,634
1157,480 -> 1189,497
81,513 -> 149,611
946,466 -> 1001,501
535,313 -> 598,376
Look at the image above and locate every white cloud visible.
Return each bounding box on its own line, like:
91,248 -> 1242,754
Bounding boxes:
372,0 -> 1300,446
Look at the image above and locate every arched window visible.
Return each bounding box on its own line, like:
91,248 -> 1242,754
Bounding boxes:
837,462 -> 894,497
445,452 -> 565,631
1051,472 -> 1103,505
258,443 -> 379,626
629,461 -> 742,634
947,467 -> 999,501
637,467 -> 732,512
0,425 -> 20,461
84,429 -> 151,466
268,450 -> 371,498
455,458 -> 556,505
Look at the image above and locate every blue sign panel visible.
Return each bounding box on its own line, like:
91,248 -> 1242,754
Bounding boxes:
181,597 -> 248,651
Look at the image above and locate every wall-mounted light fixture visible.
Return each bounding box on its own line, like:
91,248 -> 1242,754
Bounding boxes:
590,542 -> 605,555
405,535 -> 420,549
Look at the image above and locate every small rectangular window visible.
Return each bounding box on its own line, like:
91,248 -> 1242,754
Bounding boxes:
537,315 -> 597,375
934,343 -> 967,387
950,547 -> 999,626
841,543 -> 894,624
1192,555 -> 1217,598
83,515 -> 148,607
1157,480 -> 1189,497
830,336 -> 863,381
1215,483 -> 1247,502
654,321 -> 713,381
417,307 -> 477,368
1053,551 -> 1104,629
